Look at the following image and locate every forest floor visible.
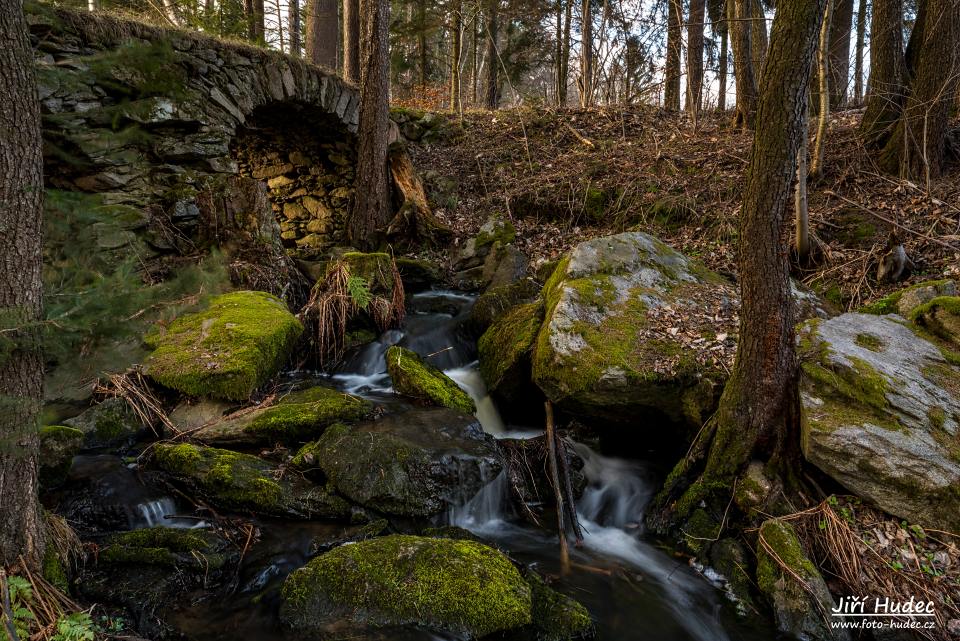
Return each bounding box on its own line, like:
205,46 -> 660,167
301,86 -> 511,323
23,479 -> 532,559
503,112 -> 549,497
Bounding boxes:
410,105 -> 960,309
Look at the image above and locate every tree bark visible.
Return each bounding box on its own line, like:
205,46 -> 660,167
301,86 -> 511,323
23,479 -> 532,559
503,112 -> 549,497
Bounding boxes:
290,0 -> 302,57
718,20 -> 728,111
417,0 -> 428,87
749,0 -> 767,75
853,0 -> 868,104
651,0 -> 826,534
306,0 -> 339,68
687,0 -> 706,114
0,0 -> 45,572
796,97 -> 811,261
580,0 -> 593,107
253,0 -> 265,42
350,0 -> 391,250
485,0 -> 499,109
828,0 -> 854,108
810,0 -> 833,179
471,14 -> 479,105
664,0 -> 683,110
859,0 -> 904,147
561,0 -> 572,104
343,0 -> 360,82
450,0 -> 462,111
729,0 -> 758,127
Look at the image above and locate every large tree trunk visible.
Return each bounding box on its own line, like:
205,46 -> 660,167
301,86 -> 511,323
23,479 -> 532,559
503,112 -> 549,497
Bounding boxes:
417,0 -> 428,87
350,0 -> 391,249
485,0 -> 499,109
253,0 -> 265,42
450,0 -> 462,111
718,20 -> 728,111
343,0 -> 360,82
729,0 -> 758,127
853,0 -> 868,104
0,0 -> 45,572
828,0 -> 854,108
580,0 -> 593,107
687,0 -> 706,114
859,0 -> 904,147
651,0 -> 826,535
749,0 -> 767,74
877,0 -> 960,180
664,0 -> 683,110
290,0 -> 302,57
306,0 -> 339,68
471,15 -> 479,105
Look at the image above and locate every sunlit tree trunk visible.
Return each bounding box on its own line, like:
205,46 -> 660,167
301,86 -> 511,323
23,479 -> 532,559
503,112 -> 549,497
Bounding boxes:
343,0 -> 360,81
0,0 -> 45,572
717,20 -> 728,111
828,0 -> 854,108
810,0 -> 833,179
687,0 -> 706,114
580,0 -> 593,107
729,0 -> 758,127
749,0 -> 767,74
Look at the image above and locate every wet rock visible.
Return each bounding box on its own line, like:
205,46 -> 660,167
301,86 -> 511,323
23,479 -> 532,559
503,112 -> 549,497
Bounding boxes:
521,571 -> 594,641
280,534 -> 532,638
386,345 -> 476,414
469,277 -> 541,335
149,443 -> 352,519
478,300 -> 544,403
909,295 -> 960,347
394,256 -> 443,292
144,291 -> 303,401
532,232 -> 737,427
756,519 -> 849,641
38,425 -> 84,487
190,386 -> 370,446
860,279 -> 957,316
63,397 -> 143,450
308,408 -> 502,517
98,526 -> 227,569
498,435 -> 586,507
799,313 -> 960,532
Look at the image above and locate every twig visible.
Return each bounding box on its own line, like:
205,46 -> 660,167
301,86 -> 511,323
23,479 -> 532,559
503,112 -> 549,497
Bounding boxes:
824,190 -> 960,251
562,122 -> 595,148
544,401 -> 570,575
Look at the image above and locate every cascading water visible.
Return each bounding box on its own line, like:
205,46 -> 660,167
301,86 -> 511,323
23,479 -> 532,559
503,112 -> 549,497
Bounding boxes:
131,497 -> 206,529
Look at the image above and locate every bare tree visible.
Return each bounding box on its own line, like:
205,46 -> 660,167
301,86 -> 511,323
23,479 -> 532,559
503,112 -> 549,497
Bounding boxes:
729,0 -> 758,127
306,0 -> 338,68
687,0 -> 706,114
290,0 -> 302,57
0,0 -> 45,572
664,0 -> 683,110
485,0 -> 500,109
580,0 -> 593,107
451,0 -> 462,111
343,0 -> 360,81
853,0 -> 868,104
811,0 -> 833,178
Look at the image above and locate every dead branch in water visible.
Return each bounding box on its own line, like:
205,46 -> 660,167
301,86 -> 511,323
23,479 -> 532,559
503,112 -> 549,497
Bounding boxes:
545,401 -> 571,574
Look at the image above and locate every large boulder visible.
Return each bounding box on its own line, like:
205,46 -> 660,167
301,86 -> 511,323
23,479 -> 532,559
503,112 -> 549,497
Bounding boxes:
190,386 -> 370,446
307,407 -> 502,516
63,397 -> 143,449
144,291 -> 303,401
478,300 -> 544,403
799,313 -> 960,532
532,232 -> 737,426
149,443 -> 352,519
280,535 -> 532,638
386,345 -> 476,414
38,425 -> 84,487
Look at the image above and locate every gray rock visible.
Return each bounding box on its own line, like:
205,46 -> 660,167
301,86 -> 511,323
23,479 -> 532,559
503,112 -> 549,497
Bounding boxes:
799,313 -> 960,531
64,397 -> 143,450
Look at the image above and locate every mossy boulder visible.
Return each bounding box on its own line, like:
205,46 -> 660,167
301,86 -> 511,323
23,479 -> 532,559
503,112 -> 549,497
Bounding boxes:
394,256 -> 442,292
532,232 -> 736,427
191,386 -> 370,446
799,313 -> 960,532
756,519 -> 849,641
63,397 -> 143,449
860,279 -> 957,316
386,345 -> 476,414
909,295 -> 960,346
308,408 -> 502,516
38,425 -> 84,487
469,277 -> 541,335
280,534 -> 532,638
144,291 -> 303,401
338,251 -> 397,295
524,571 -> 594,641
98,526 -> 225,569
478,300 -> 544,403
149,443 -> 352,519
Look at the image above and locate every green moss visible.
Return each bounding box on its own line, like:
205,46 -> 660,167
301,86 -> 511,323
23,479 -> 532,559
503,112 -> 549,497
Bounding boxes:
281,535 -> 531,638
756,519 -> 818,595
42,546 -> 69,593
801,347 -> 892,421
474,217 -> 516,249
928,406 -> 947,430
526,572 -> 593,641
478,301 -> 544,391
38,425 -> 84,488
648,195 -> 696,230
145,291 -> 303,401
854,332 -> 885,351
860,279 -> 955,315
151,443 -> 284,512
243,387 -> 370,442
909,296 -> 960,345
99,527 -> 222,568
39,424 -> 84,441
338,252 -> 395,293
86,39 -> 189,99
386,346 -> 476,414
470,278 -> 541,332
683,508 -> 720,554
583,187 -> 609,222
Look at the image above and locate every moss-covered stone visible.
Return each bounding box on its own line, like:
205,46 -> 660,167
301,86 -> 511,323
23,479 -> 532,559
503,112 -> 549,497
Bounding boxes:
63,397 -> 141,450
386,345 -> 476,413
909,296 -> 960,346
756,519 -> 846,641
281,535 -> 532,638
145,291 -> 303,401
193,386 -> 370,446
478,300 -> 544,400
339,252 -> 396,294
38,424 -> 84,487
150,443 -> 352,519
859,279 -> 956,316
394,256 -> 442,292
469,277 -> 541,334
525,571 -> 594,641
99,527 -> 223,568
474,217 -> 517,250
42,545 -> 70,593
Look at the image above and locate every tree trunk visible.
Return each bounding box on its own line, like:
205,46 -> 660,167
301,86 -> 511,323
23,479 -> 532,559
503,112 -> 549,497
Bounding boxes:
859,0 -> 904,147
290,0 -> 302,57
343,0 -> 360,82
580,0 -> 593,107
555,0 -> 563,105
749,0 -> 767,75
561,0 -> 572,104
853,0 -> 868,104
664,0 -> 683,110
718,21 -> 728,111
350,0 -> 391,250
471,15 -> 479,105
253,0 -> 265,42
796,97 -> 810,261
0,0 -> 45,572
810,0 -> 833,179
450,0 -> 462,111
687,0 -> 706,114
88,0 -> 99,11
306,0 -> 339,68
729,0 -> 758,127
417,0 -> 428,87
485,0 -> 499,109
651,0 -> 826,535
828,0 -> 854,108
877,0 -> 960,180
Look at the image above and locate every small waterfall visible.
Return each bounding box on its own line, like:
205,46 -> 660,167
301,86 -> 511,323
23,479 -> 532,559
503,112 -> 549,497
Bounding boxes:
130,497 -> 205,529
444,363 -> 506,436
331,329 -> 403,395
447,469 -> 510,533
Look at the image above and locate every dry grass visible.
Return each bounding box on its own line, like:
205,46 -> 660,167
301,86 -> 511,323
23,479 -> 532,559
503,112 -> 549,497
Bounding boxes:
93,368 -> 177,437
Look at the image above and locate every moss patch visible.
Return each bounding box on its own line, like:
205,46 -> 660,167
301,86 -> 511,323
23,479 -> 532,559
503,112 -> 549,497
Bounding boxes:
145,291 -> 303,401
99,527 -> 223,568
281,535 -> 531,638
241,387 -> 370,442
478,300 -> 544,392
38,425 -> 84,488
526,571 -> 593,641
386,346 -> 476,413
854,333 -> 885,352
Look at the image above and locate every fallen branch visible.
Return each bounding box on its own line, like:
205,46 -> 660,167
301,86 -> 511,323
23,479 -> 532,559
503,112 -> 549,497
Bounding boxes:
824,190 -> 960,252
544,401 -> 570,574
562,122 -> 595,148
